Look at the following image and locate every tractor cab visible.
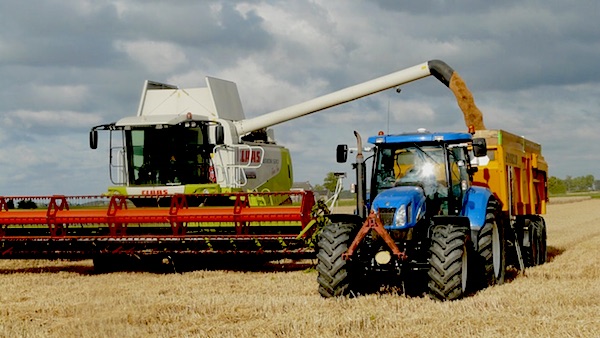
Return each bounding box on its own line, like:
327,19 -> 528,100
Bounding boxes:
337,130 -> 486,229
367,130 -> 486,228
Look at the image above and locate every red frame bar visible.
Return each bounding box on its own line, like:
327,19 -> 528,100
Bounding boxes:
0,192 -> 316,238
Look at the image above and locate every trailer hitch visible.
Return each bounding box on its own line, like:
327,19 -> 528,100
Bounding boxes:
342,211 -> 407,261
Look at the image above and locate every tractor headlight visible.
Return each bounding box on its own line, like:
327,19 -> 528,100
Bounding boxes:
395,205 -> 407,227
394,203 -> 412,227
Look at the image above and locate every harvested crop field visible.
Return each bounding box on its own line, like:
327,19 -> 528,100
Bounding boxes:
1,198 -> 599,337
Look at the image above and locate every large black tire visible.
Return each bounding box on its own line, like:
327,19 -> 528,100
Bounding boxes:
428,224 -> 471,301
316,222 -> 358,298
477,200 -> 505,286
523,216 -> 547,267
539,218 -> 547,264
92,255 -> 113,273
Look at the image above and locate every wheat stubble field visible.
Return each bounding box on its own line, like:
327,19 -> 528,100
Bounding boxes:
1,198 -> 599,338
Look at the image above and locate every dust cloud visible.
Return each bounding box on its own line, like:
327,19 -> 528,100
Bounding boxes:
449,72 -> 486,131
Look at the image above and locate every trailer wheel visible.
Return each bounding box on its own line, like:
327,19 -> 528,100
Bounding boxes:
539,218 -> 547,264
428,224 -> 471,301
523,220 -> 538,267
316,222 -> 359,298
477,201 -> 505,286
523,216 -> 547,267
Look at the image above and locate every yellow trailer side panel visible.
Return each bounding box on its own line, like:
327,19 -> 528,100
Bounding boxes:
472,130 -> 548,216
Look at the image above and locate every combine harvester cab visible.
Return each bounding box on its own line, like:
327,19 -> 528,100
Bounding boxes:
89,78 -> 294,207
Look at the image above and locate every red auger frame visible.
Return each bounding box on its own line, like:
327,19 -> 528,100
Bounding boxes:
0,191 -> 317,259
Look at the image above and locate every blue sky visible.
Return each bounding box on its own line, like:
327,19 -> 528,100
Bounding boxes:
1,1 -> 599,195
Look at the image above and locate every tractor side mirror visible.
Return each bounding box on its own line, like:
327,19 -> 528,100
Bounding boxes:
472,138 -> 487,157
215,124 -> 225,145
89,130 -> 98,149
336,144 -> 348,163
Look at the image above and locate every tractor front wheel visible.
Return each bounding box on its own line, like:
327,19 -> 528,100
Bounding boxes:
428,224 -> 471,301
316,222 -> 358,298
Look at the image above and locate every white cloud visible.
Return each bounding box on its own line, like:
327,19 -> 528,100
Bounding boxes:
3,109 -> 102,130
30,84 -> 89,107
114,39 -> 188,73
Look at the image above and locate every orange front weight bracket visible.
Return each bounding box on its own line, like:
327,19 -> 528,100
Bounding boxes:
342,211 -> 407,261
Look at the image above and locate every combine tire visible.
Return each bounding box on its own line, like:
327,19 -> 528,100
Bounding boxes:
316,222 -> 358,298
477,201 -> 505,286
428,224 -> 471,301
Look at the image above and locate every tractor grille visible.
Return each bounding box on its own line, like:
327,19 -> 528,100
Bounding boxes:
378,208 -> 396,226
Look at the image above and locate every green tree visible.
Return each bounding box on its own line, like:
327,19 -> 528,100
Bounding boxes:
548,176 -> 566,195
549,175 -> 595,194
564,175 -> 595,192
17,199 -> 37,209
323,172 -> 339,193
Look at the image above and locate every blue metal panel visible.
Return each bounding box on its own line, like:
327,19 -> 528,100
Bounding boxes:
461,186 -> 493,230
368,131 -> 472,145
371,186 -> 426,230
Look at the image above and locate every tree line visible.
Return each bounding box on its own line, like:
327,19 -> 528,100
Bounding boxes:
548,175 -> 596,195
5,199 -> 38,209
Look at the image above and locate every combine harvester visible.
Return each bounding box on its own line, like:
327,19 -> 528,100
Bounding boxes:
0,61 -> 547,285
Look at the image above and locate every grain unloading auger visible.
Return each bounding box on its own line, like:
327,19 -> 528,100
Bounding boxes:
1,60 -> 476,265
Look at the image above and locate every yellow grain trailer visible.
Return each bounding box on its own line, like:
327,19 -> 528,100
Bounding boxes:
473,129 -> 548,267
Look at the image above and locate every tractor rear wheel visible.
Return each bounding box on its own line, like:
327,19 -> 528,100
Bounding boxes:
316,222 -> 358,298
477,200 -> 505,286
428,224 -> 471,301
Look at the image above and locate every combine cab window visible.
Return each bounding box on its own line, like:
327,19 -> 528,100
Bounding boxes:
125,125 -> 211,185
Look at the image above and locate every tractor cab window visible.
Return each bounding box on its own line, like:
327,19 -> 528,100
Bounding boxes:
374,145 -> 447,199
447,146 -> 471,207
125,124 -> 212,185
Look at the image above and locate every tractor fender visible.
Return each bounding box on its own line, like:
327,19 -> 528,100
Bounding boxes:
461,186 -> 494,230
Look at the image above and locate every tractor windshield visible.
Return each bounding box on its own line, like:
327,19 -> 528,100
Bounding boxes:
124,124 -> 213,186
373,143 -> 471,215
374,145 -> 447,199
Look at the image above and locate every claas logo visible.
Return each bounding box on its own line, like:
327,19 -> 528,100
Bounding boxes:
238,149 -> 262,164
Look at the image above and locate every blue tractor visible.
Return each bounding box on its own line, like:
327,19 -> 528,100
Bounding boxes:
317,129 -> 507,301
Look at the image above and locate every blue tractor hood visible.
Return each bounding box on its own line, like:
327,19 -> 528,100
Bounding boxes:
371,186 -> 427,229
